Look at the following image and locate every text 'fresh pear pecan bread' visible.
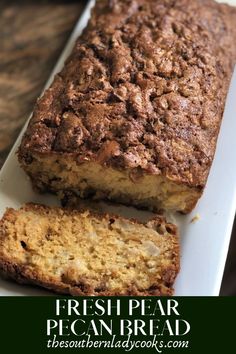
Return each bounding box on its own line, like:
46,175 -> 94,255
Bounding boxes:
0,204 -> 179,296
18,0 -> 236,212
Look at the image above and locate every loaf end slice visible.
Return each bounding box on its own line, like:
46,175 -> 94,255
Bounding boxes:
0,204 -> 179,296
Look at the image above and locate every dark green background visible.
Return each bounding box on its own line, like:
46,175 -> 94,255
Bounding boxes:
0,297 -> 234,353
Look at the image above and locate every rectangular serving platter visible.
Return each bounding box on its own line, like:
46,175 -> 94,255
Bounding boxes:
1,0 -> 236,296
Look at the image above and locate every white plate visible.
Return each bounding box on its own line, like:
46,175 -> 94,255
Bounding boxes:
1,0 -> 236,296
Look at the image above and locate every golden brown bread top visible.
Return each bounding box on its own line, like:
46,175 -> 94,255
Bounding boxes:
0,203 -> 179,296
19,0 -> 236,188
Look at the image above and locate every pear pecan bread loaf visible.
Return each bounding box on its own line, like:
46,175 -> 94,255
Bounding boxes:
0,204 -> 179,296
18,0 -> 236,212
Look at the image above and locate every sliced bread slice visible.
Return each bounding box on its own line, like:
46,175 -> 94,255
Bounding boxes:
0,204 -> 179,295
